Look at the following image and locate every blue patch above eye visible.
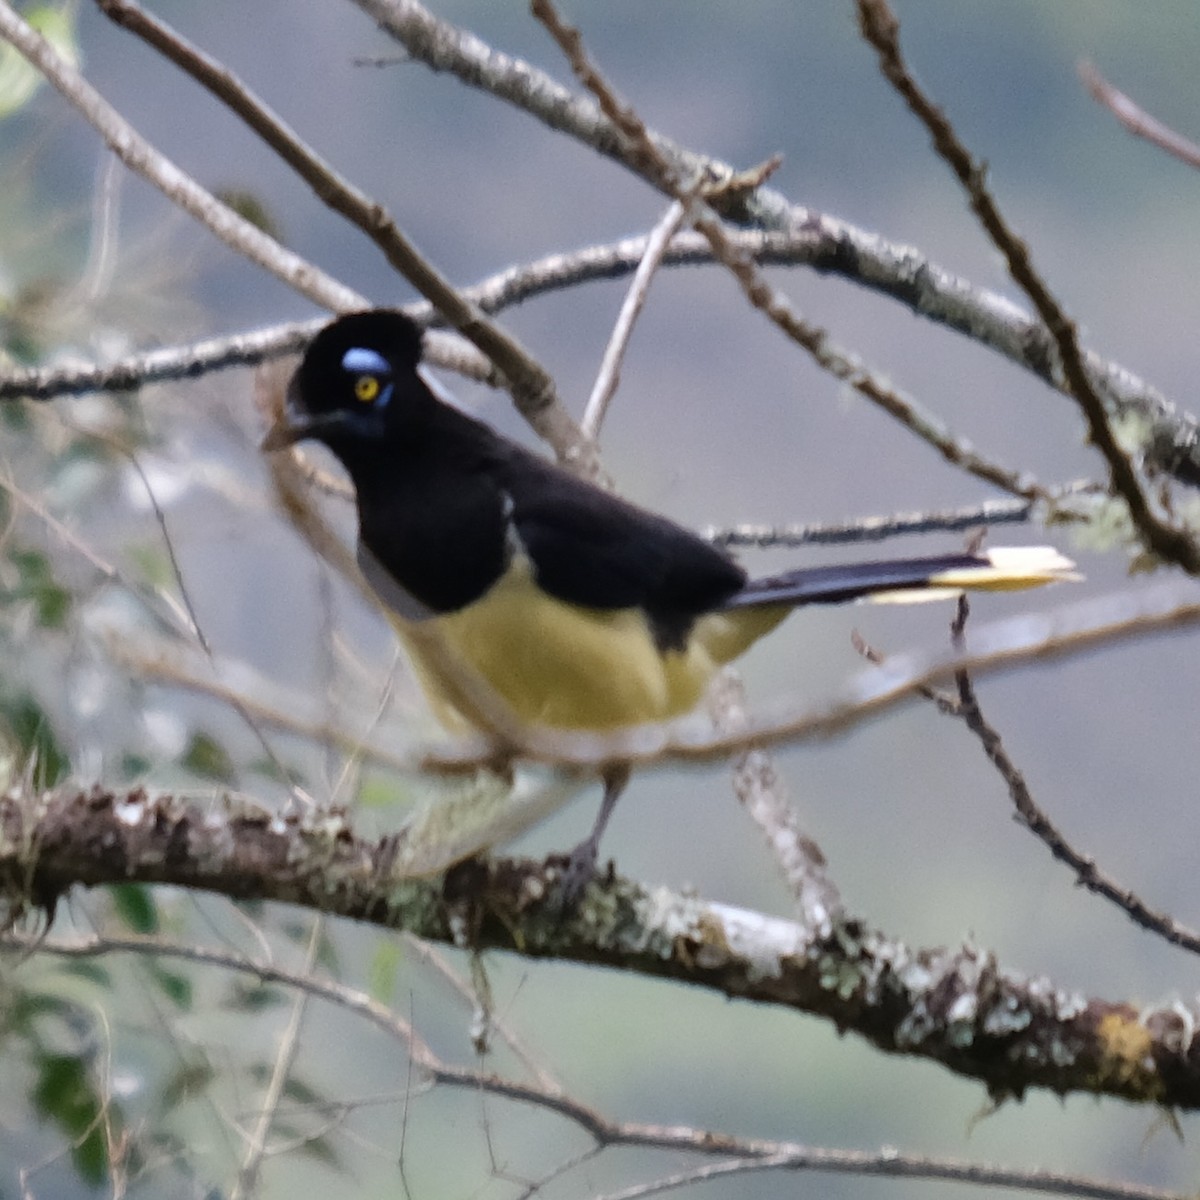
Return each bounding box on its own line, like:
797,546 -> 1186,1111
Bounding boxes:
342,346 -> 391,375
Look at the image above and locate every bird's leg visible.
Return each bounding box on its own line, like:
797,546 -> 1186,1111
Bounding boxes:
556,764 -> 631,904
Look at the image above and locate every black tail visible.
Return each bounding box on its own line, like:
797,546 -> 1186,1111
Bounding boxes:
723,547 -> 1078,610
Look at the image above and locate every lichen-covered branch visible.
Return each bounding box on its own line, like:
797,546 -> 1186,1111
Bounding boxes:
4,784 -> 1199,1109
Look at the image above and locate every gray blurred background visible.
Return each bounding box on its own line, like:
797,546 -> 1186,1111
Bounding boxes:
4,2 -> 1200,1196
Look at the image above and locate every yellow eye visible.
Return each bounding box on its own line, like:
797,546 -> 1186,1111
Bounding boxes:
354,374 -> 381,403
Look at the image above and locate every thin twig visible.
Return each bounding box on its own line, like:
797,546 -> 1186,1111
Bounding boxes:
230,917 -> 324,1198
0,466 -> 195,638
581,200 -> 686,438
401,934 -> 563,1094
952,651 -> 1200,956
108,637 -> 418,774
856,0 -> 1200,573
593,1150 -> 1179,1200
1080,61 -> 1200,171
861,597 -> 1200,956
0,1 -> 361,311
704,483 -> 1100,548
111,433 -> 306,799
850,629 -> 960,715
707,669 -> 843,930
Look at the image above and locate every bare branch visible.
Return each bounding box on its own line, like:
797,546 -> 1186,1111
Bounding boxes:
582,200 -> 685,438
704,485 -> 1101,549
857,0 -> 1200,572
1,220 -> 1195,498
0,318 -> 324,402
860,597 -> 1200,957
94,0 -> 599,475
9,929 -> 1177,1199
707,669 -> 843,931
595,1152 -> 1179,1200
952,663 -> 1200,956
1080,61 -> 1200,171
400,934 -> 564,1094
0,466 -> 196,638
531,0 -> 1044,502
230,918 -> 324,1198
345,0 -> 1200,489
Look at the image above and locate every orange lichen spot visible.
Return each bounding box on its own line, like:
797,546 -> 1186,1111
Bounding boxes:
1097,1010 -> 1154,1085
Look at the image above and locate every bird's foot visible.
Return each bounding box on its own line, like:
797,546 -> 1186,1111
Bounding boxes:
548,837 -> 602,908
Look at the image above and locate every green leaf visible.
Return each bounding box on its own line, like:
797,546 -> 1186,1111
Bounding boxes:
296,1131 -> 342,1169
31,1052 -> 109,1186
367,939 -> 402,1006
213,188 -> 283,241
0,401 -> 30,431
279,920 -> 339,972
149,963 -> 193,1011
8,989 -> 79,1038
126,542 -> 174,591
119,752 -> 151,780
5,548 -> 71,628
109,883 -> 158,934
56,962 -> 111,989
261,1121 -> 342,1169
356,771 -> 408,809
0,7 -> 79,120
225,979 -> 286,1012
2,693 -> 69,789
281,1076 -> 323,1106
179,731 -> 236,784
33,581 -> 70,627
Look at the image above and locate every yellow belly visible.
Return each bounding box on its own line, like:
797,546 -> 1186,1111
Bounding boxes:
386,559 -> 789,734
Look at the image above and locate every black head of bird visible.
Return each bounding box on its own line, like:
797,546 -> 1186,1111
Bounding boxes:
264,309 -> 428,454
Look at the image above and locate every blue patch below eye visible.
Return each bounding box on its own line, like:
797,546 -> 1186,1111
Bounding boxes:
342,346 -> 390,374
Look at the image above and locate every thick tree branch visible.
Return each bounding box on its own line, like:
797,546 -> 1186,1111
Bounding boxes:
4,784 -> 1200,1110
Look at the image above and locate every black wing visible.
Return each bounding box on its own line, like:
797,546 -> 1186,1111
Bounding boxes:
497,446 -> 746,634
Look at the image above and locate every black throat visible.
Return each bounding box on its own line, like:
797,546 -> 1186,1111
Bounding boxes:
332,405 -> 513,616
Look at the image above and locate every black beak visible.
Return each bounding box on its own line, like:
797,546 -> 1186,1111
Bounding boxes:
260,413 -> 311,451
261,375 -> 323,451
